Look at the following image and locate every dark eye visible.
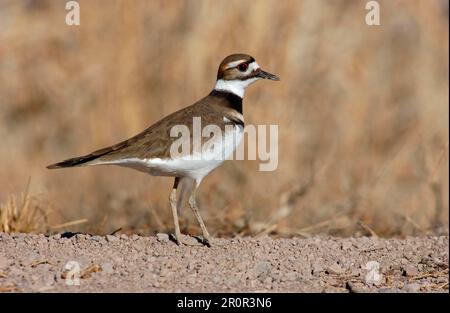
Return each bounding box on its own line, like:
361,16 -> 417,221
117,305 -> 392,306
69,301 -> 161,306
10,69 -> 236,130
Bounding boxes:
237,63 -> 248,72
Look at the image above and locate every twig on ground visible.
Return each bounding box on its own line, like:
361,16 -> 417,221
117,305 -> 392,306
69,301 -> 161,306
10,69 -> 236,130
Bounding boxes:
0,285 -> 18,292
51,219 -> 88,229
109,227 -> 122,235
29,260 -> 55,268
357,221 -> 378,237
80,264 -> 102,279
410,269 -> 448,281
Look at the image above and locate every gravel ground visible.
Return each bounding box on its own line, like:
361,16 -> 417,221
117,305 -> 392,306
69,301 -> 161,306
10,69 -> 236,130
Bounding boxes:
0,233 -> 448,293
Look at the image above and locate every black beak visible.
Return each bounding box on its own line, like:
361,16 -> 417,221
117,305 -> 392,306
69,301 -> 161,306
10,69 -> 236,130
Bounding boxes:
257,69 -> 280,81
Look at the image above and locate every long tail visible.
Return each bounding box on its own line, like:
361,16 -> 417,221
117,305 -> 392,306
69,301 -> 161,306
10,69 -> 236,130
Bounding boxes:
47,155 -> 99,169
47,125 -> 147,169
47,146 -> 115,169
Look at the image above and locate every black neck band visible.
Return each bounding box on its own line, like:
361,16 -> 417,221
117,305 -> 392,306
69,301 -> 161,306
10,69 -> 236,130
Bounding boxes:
209,89 -> 243,114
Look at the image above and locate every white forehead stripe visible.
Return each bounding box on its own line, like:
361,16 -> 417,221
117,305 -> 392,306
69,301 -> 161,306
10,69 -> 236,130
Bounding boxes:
225,59 -> 247,69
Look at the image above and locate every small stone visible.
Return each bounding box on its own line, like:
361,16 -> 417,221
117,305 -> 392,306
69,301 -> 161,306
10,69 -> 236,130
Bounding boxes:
378,287 -> 400,293
186,276 -> 196,285
255,261 -> 271,276
120,234 -> 128,240
131,234 -> 140,241
403,265 -> 419,277
404,283 -> 421,293
341,241 -> 352,250
52,234 -> 61,240
327,263 -> 345,275
156,233 -> 169,242
75,234 -> 86,240
91,235 -> 103,242
364,261 -> 383,285
106,235 -> 119,242
101,262 -> 114,274
346,282 -> 365,293
312,263 -> 324,275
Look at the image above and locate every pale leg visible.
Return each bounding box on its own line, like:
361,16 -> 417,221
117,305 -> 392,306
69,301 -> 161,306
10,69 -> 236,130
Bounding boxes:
169,177 -> 182,245
188,183 -> 212,247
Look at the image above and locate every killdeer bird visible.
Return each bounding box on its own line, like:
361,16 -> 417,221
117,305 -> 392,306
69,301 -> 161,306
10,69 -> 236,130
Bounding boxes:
47,53 -> 279,246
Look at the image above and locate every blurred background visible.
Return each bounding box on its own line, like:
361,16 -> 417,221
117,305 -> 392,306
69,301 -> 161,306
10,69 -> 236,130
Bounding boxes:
0,0 -> 448,237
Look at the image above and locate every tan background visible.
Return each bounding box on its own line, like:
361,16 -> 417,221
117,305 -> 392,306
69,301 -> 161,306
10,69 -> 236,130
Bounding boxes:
0,0 -> 448,237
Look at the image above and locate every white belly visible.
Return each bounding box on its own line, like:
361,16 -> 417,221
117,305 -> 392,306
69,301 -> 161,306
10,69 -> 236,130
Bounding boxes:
100,125 -> 244,181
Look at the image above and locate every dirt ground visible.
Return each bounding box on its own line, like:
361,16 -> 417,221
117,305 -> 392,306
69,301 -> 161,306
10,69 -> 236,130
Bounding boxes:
0,233 -> 448,293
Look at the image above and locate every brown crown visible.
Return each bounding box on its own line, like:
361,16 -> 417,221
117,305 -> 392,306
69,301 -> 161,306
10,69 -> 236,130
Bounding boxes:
217,53 -> 255,80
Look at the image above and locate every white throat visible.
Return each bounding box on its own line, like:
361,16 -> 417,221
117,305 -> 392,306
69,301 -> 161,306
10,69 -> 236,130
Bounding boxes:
214,78 -> 258,98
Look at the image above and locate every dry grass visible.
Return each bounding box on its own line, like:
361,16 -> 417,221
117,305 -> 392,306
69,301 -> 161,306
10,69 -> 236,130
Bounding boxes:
0,179 -> 49,233
0,0 -> 448,237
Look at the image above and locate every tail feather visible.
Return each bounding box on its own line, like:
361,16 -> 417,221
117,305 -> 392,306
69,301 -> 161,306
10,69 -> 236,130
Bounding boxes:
47,146 -> 115,169
47,124 -> 148,169
47,154 -> 99,169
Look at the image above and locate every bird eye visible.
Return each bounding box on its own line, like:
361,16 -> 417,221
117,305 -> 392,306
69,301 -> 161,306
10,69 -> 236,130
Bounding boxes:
237,63 -> 248,72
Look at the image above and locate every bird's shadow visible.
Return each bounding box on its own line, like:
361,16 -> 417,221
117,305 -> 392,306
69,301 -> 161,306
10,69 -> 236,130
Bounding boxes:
60,231 -> 83,238
168,233 -> 210,247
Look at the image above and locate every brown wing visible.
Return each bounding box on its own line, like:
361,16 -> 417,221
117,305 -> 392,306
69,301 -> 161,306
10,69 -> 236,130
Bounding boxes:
47,96 -> 228,168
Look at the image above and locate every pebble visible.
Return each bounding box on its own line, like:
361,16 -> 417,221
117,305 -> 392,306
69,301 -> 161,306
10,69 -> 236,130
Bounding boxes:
312,263 -> 324,275
403,265 -> 419,277
255,261 -> 271,276
346,282 -> 366,293
0,234 -> 447,292
378,287 -> 400,293
326,263 -> 345,275
403,283 -> 421,293
106,235 -> 119,242
101,262 -> 114,274
91,235 -> 103,242
72,234 -> 83,240
186,276 -> 196,285
341,241 -> 352,250
156,233 -> 169,242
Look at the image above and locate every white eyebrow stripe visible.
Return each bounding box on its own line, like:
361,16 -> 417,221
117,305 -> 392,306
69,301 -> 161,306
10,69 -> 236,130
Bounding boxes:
225,61 -> 260,76
225,59 -> 247,69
